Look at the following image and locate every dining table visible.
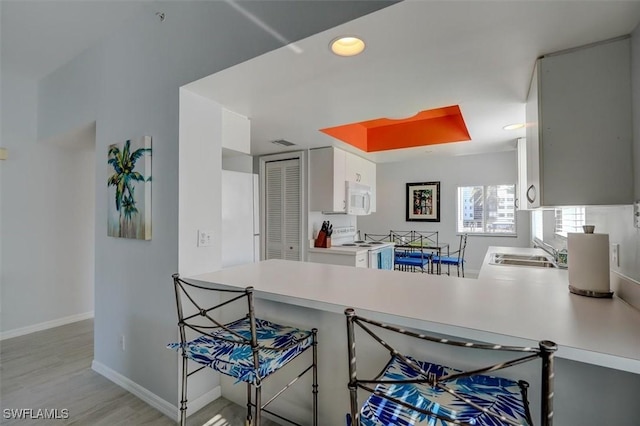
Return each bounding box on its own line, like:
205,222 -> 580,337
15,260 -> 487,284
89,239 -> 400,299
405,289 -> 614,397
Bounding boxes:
394,240 -> 450,274
390,230 -> 449,274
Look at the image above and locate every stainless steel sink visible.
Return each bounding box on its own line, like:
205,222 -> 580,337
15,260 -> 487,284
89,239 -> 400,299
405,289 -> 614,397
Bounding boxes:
492,253 -> 552,262
490,253 -> 557,268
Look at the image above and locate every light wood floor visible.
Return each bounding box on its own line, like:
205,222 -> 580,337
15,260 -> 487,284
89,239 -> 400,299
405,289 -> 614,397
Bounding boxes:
0,319 -> 276,425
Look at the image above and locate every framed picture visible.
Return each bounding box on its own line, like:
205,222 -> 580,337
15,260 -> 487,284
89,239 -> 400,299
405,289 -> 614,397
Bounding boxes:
406,181 -> 440,222
107,136 -> 152,240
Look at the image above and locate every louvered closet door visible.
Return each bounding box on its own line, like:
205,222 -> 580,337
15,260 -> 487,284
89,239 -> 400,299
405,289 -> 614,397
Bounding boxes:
265,159 -> 301,261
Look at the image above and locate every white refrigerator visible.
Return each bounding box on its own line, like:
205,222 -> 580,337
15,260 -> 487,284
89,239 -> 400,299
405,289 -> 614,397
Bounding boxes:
221,170 -> 260,268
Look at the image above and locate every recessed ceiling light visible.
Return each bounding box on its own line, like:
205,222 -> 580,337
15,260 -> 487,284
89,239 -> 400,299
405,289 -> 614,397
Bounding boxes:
503,123 -> 525,130
330,36 -> 365,57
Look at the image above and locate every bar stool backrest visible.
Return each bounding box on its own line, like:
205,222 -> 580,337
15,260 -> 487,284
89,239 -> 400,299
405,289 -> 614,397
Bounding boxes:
345,308 -> 557,426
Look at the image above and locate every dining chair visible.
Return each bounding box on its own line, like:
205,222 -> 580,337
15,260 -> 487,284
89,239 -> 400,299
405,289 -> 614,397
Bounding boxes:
168,274 -> 318,426
392,232 -> 431,273
432,233 -> 468,277
344,308 -> 557,426
364,233 -> 392,243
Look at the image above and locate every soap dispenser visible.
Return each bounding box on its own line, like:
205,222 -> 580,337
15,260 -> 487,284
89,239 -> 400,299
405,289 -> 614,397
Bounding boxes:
557,248 -> 568,268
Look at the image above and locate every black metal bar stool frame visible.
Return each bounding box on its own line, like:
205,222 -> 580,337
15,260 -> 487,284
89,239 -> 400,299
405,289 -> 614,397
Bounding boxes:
345,308 -> 557,426
171,274 -> 318,426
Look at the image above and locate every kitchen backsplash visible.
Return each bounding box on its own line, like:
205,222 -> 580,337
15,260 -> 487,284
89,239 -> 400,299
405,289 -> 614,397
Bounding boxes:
308,212 -> 357,239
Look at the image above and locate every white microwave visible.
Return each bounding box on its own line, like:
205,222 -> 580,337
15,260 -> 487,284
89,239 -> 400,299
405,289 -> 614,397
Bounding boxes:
345,181 -> 372,215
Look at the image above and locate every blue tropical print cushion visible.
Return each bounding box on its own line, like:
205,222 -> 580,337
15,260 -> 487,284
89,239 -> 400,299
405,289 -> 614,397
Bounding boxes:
360,355 -> 529,426
167,317 -> 313,384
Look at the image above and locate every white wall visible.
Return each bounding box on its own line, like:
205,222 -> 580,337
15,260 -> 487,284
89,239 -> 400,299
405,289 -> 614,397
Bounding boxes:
0,70 -> 95,335
178,89 -> 223,277
31,0 -> 394,410
582,24 -> 640,284
359,150 -> 531,274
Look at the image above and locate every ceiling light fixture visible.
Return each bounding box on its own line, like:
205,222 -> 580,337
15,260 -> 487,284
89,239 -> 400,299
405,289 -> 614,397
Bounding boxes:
330,36 -> 365,57
503,123 -> 525,131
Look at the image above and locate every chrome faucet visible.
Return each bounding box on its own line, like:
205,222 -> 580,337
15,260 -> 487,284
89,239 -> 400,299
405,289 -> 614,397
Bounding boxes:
533,238 -> 559,262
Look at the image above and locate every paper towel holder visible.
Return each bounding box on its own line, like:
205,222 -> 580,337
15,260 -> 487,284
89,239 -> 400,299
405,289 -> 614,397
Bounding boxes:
568,226 -> 614,298
582,225 -> 595,233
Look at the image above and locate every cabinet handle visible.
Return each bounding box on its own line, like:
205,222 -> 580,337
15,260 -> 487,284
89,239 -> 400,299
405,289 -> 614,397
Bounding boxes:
526,185 -> 536,204
514,198 -> 519,209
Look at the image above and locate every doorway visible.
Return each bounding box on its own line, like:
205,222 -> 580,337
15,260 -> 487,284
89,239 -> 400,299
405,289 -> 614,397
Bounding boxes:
260,152 -> 306,261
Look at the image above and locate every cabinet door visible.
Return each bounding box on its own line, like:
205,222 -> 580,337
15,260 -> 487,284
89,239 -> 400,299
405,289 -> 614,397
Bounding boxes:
355,252 -> 368,268
345,151 -> 376,211
516,138 -> 529,211
362,158 -> 376,212
345,152 -> 365,184
332,148 -> 347,211
538,38 -> 632,206
265,159 -> 301,261
525,62 -> 541,209
309,147 -> 346,212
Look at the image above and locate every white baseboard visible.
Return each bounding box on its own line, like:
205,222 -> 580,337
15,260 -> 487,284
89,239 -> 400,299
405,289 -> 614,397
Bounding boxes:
0,311 -> 94,341
91,360 -> 221,422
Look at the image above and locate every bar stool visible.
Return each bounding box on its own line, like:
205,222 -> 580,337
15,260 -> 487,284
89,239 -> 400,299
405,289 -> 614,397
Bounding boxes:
168,274 -> 318,426
344,308 -> 556,426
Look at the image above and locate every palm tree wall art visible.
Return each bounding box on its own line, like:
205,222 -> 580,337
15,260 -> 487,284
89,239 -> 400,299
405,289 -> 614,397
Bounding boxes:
107,136 -> 152,240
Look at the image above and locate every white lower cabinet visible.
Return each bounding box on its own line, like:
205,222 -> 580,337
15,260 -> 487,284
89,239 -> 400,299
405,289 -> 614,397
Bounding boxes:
308,251 -> 369,268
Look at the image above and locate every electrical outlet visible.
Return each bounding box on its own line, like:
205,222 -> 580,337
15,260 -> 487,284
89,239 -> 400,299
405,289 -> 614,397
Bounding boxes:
120,335 -> 126,351
197,229 -> 213,247
611,243 -> 619,267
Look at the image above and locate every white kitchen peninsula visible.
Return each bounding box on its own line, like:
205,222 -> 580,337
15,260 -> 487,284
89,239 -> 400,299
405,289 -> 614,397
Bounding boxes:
189,256 -> 640,425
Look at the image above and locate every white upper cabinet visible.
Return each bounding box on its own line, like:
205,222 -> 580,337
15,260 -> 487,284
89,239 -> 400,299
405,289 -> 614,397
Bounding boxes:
345,151 -> 376,211
516,138 -> 528,211
221,108 -> 250,154
310,146 -> 376,213
524,37 -> 633,208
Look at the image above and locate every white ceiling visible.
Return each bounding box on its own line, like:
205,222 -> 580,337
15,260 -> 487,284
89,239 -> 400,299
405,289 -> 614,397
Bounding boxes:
187,1 -> 640,163
3,1 -> 639,163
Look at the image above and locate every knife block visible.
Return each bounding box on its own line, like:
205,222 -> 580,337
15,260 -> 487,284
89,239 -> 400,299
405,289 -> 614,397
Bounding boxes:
314,231 -> 331,248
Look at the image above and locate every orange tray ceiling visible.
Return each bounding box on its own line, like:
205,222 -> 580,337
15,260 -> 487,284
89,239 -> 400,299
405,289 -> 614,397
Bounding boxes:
320,105 -> 471,152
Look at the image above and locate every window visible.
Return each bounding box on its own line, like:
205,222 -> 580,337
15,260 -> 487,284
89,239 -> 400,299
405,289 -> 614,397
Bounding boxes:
531,210 -> 543,241
456,185 -> 516,234
554,207 -> 585,237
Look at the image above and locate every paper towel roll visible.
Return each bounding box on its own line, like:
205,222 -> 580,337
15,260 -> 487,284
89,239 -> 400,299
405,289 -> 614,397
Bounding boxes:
568,232 -> 611,296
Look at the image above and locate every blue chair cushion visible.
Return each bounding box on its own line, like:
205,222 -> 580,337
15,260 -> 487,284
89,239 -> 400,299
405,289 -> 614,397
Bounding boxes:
360,355 -> 529,426
432,256 -> 464,265
167,317 -> 313,384
395,256 -> 430,268
405,252 -> 432,259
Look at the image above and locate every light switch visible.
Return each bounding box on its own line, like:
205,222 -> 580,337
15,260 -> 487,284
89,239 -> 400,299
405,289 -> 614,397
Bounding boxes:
197,229 -> 213,247
611,243 -> 619,267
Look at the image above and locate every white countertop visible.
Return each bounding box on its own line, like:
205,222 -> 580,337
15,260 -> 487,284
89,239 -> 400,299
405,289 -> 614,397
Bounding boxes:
478,246 -> 569,283
308,241 -> 393,255
189,248 -> 640,374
